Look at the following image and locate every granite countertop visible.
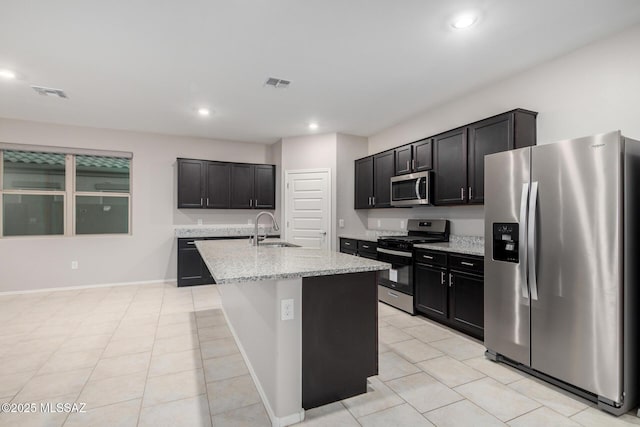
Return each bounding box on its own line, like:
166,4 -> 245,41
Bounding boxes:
175,224 -> 279,238
414,236 -> 485,257
338,230 -> 407,243
195,239 -> 391,284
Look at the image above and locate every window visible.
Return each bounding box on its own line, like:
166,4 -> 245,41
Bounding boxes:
0,148 -> 132,237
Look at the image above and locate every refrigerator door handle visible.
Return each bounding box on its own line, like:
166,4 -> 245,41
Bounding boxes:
519,183 -> 530,299
528,181 -> 539,300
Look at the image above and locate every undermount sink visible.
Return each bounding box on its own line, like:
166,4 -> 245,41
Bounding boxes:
258,242 -> 300,248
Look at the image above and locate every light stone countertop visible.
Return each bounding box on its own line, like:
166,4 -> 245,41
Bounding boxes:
338,230 -> 407,243
414,236 -> 485,257
175,224 -> 279,238
195,239 -> 391,284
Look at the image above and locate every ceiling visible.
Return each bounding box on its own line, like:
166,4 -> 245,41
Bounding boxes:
1,1 -> 640,144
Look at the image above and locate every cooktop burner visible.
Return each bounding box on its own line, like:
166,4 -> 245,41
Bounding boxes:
377,219 -> 450,251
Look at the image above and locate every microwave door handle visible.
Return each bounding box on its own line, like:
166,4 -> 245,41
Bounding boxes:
415,177 -> 421,200
519,183 -> 529,299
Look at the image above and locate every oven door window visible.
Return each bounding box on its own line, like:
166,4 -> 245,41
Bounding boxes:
379,265 -> 412,295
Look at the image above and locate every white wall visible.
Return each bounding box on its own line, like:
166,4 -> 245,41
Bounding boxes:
280,133 -> 338,250
336,133 -> 368,244
0,118 -> 271,292
367,23 -> 640,236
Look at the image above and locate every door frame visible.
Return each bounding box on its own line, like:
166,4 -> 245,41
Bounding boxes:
284,168 -> 332,250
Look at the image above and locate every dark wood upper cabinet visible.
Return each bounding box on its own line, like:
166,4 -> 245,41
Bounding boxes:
433,127 -> 468,205
413,139 -> 433,172
205,162 -> 230,208
468,110 -> 536,204
394,145 -> 412,175
373,151 -> 394,208
230,164 -> 255,209
394,139 -> 432,176
355,157 -> 374,209
433,109 -> 536,206
254,165 -> 276,209
178,159 -> 275,210
178,159 -> 205,208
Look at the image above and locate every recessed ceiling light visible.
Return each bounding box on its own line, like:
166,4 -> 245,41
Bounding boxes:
197,108 -> 210,117
308,122 -> 319,130
0,69 -> 16,80
452,14 -> 477,29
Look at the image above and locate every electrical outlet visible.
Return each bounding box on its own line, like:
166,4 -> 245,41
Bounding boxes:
400,220 -> 405,229
71,261 -> 78,270
377,220 -> 381,228
197,218 -> 203,225
281,299 -> 294,321
339,219 -> 345,228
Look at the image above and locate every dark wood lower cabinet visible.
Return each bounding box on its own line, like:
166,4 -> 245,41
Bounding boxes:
449,270 -> 484,338
177,235 -> 278,287
414,250 -> 484,340
414,263 -> 448,321
177,238 -> 214,287
302,271 -> 378,409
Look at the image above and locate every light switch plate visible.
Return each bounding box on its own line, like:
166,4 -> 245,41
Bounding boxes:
339,219 -> 345,228
400,220 -> 405,229
197,219 -> 203,225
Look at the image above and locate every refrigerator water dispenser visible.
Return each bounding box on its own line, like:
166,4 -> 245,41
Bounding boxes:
493,223 -> 519,263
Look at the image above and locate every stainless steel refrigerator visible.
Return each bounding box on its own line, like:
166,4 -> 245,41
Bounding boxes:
484,130 -> 640,415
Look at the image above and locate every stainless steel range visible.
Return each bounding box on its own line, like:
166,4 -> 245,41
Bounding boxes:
377,219 -> 449,314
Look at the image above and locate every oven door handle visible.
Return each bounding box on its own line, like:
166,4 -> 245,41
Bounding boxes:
377,247 -> 412,258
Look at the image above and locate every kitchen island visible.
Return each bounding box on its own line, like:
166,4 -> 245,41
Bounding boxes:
195,239 -> 390,427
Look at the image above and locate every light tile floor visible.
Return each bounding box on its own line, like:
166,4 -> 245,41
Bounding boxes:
0,283 -> 637,426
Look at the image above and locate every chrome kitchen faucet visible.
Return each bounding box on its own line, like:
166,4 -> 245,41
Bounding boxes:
252,211 -> 280,246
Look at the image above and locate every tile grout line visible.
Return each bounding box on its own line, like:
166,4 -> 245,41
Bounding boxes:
193,287 -> 216,425
6,292 -> 111,418
61,286 -> 140,426
134,284 -> 167,426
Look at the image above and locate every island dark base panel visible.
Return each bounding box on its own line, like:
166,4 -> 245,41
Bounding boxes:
302,271 -> 379,410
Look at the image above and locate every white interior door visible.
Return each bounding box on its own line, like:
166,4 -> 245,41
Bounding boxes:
285,169 -> 331,249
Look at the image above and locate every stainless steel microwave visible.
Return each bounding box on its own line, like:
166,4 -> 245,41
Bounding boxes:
390,171 -> 432,206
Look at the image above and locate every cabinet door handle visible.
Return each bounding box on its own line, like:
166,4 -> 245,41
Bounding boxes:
344,242 -> 351,246
460,188 -> 465,201
372,196 -> 375,205
255,199 -> 258,206
406,160 -> 410,171
441,271 -> 445,284
362,245 -> 369,249
250,199 -> 253,207
387,291 -> 399,298
469,187 -> 473,200
206,198 -> 210,206
200,198 -> 204,206
461,261 -> 475,267
187,242 -> 196,245
422,254 -> 434,260
449,273 -> 453,287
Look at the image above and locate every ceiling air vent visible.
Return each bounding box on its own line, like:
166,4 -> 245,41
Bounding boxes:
31,85 -> 68,99
264,77 -> 291,88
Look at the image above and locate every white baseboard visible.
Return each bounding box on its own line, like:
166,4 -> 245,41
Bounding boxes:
220,305 -> 305,427
0,278 -> 178,296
